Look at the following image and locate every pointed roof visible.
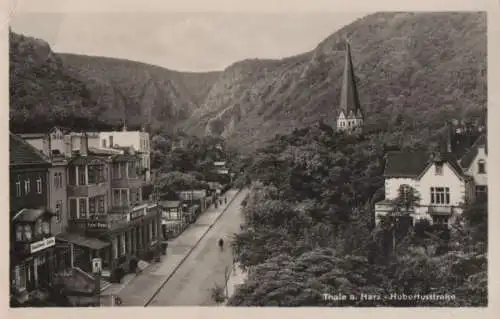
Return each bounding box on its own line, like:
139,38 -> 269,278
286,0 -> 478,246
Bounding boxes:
339,40 -> 362,117
10,133 -> 51,168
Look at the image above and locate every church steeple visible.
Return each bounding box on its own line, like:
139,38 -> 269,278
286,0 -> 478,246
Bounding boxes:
336,40 -> 363,133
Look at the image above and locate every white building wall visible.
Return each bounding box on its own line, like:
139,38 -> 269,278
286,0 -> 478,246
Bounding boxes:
465,147 -> 487,186
419,162 -> 465,207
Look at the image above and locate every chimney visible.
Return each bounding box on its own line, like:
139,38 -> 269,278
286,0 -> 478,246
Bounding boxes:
122,120 -> 127,132
445,121 -> 452,153
80,132 -> 89,156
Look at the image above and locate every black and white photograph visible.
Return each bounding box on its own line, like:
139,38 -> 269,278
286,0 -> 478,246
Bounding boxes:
7,0 -> 488,309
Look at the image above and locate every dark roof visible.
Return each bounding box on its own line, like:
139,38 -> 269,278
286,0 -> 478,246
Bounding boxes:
384,151 -> 430,177
339,41 -> 362,117
460,133 -> 487,169
159,200 -> 182,208
112,154 -> 140,162
10,133 -> 51,167
384,151 -> 463,178
88,147 -> 121,156
68,155 -> 108,166
12,208 -> 54,222
56,232 -> 110,250
18,133 -> 47,139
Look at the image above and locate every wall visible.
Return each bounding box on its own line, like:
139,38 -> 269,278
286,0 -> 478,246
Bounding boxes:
419,162 -> 465,207
465,147 -> 487,186
10,169 -> 49,214
48,165 -> 68,235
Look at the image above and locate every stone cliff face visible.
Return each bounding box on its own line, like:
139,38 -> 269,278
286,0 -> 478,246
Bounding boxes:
184,12 -> 487,152
11,11 -> 487,153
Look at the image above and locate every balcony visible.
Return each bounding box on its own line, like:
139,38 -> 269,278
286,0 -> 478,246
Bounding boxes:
427,205 -> 454,216
67,182 -> 109,197
111,177 -> 143,189
68,214 -> 129,234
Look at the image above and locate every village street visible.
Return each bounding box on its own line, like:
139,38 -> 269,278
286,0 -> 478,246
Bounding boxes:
107,188 -> 248,306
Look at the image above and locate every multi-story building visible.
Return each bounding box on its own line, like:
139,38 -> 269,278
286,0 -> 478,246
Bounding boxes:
59,138 -> 161,281
9,133 -> 64,304
98,125 -> 151,182
374,121 -> 487,227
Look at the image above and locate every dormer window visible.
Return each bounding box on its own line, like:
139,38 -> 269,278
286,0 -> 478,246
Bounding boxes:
478,160 -> 486,174
435,164 -> 443,175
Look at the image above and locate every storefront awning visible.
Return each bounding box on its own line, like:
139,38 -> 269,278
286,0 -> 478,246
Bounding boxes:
56,233 -> 110,250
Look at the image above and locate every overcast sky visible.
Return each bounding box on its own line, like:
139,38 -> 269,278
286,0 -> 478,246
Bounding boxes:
9,0 -> 369,71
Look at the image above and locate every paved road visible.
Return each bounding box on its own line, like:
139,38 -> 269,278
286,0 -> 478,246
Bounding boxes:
146,189 -> 248,306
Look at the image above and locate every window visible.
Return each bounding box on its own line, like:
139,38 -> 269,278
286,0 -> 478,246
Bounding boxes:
148,222 -> 153,241
55,200 -> 62,223
79,198 -> 87,218
35,219 -> 43,236
89,197 -> 96,215
478,160 -> 486,174
102,139 -> 107,148
36,176 -> 42,194
113,189 -> 121,206
69,198 -> 78,220
128,161 -> 137,178
24,179 -> 31,194
109,136 -> 114,148
16,225 -> 23,241
42,221 -> 50,235
14,266 -> 26,291
121,189 -> 129,206
88,166 -> 97,184
78,165 -> 86,185
475,185 -> 488,202
435,164 -> 443,175
430,187 -> 450,205
24,225 -> 32,241
69,167 -> 76,186
112,237 -> 118,259
121,233 -> 126,256
98,196 -> 105,214
16,180 -> 21,197
120,163 -> 127,179
432,215 -> 450,225
112,163 -> 120,179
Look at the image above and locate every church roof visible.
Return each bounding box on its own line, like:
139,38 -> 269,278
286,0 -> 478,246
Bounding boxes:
339,41 -> 362,117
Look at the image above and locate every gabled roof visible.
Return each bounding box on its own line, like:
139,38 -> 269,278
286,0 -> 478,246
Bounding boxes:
339,41 -> 362,117
383,151 -> 430,178
10,133 -> 51,168
384,150 -> 464,179
12,208 -> 54,223
460,133 -> 487,169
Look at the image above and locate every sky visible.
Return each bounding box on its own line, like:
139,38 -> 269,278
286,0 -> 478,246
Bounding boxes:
8,0 -> 370,71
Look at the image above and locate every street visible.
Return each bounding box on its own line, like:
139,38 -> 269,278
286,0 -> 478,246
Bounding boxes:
114,188 -> 248,306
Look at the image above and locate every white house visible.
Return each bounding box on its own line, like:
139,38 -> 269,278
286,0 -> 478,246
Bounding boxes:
374,151 -> 470,226
459,134 -> 487,202
375,130 -> 487,227
98,126 -> 151,182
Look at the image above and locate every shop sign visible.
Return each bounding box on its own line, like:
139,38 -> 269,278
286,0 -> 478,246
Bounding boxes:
30,236 -> 55,254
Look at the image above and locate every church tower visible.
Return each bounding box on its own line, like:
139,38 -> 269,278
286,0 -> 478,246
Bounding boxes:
336,40 -> 363,134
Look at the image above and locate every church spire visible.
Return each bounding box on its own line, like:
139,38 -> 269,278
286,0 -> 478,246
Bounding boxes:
339,40 -> 362,117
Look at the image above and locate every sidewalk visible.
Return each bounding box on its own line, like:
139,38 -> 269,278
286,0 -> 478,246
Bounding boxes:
101,189 -> 241,306
224,262 -> 248,305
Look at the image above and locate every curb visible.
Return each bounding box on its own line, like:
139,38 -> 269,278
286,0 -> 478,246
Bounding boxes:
143,188 -> 244,306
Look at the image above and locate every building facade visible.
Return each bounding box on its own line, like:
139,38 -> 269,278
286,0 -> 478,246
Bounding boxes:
374,122 -> 487,227
9,134 -> 64,305
99,126 -> 151,182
